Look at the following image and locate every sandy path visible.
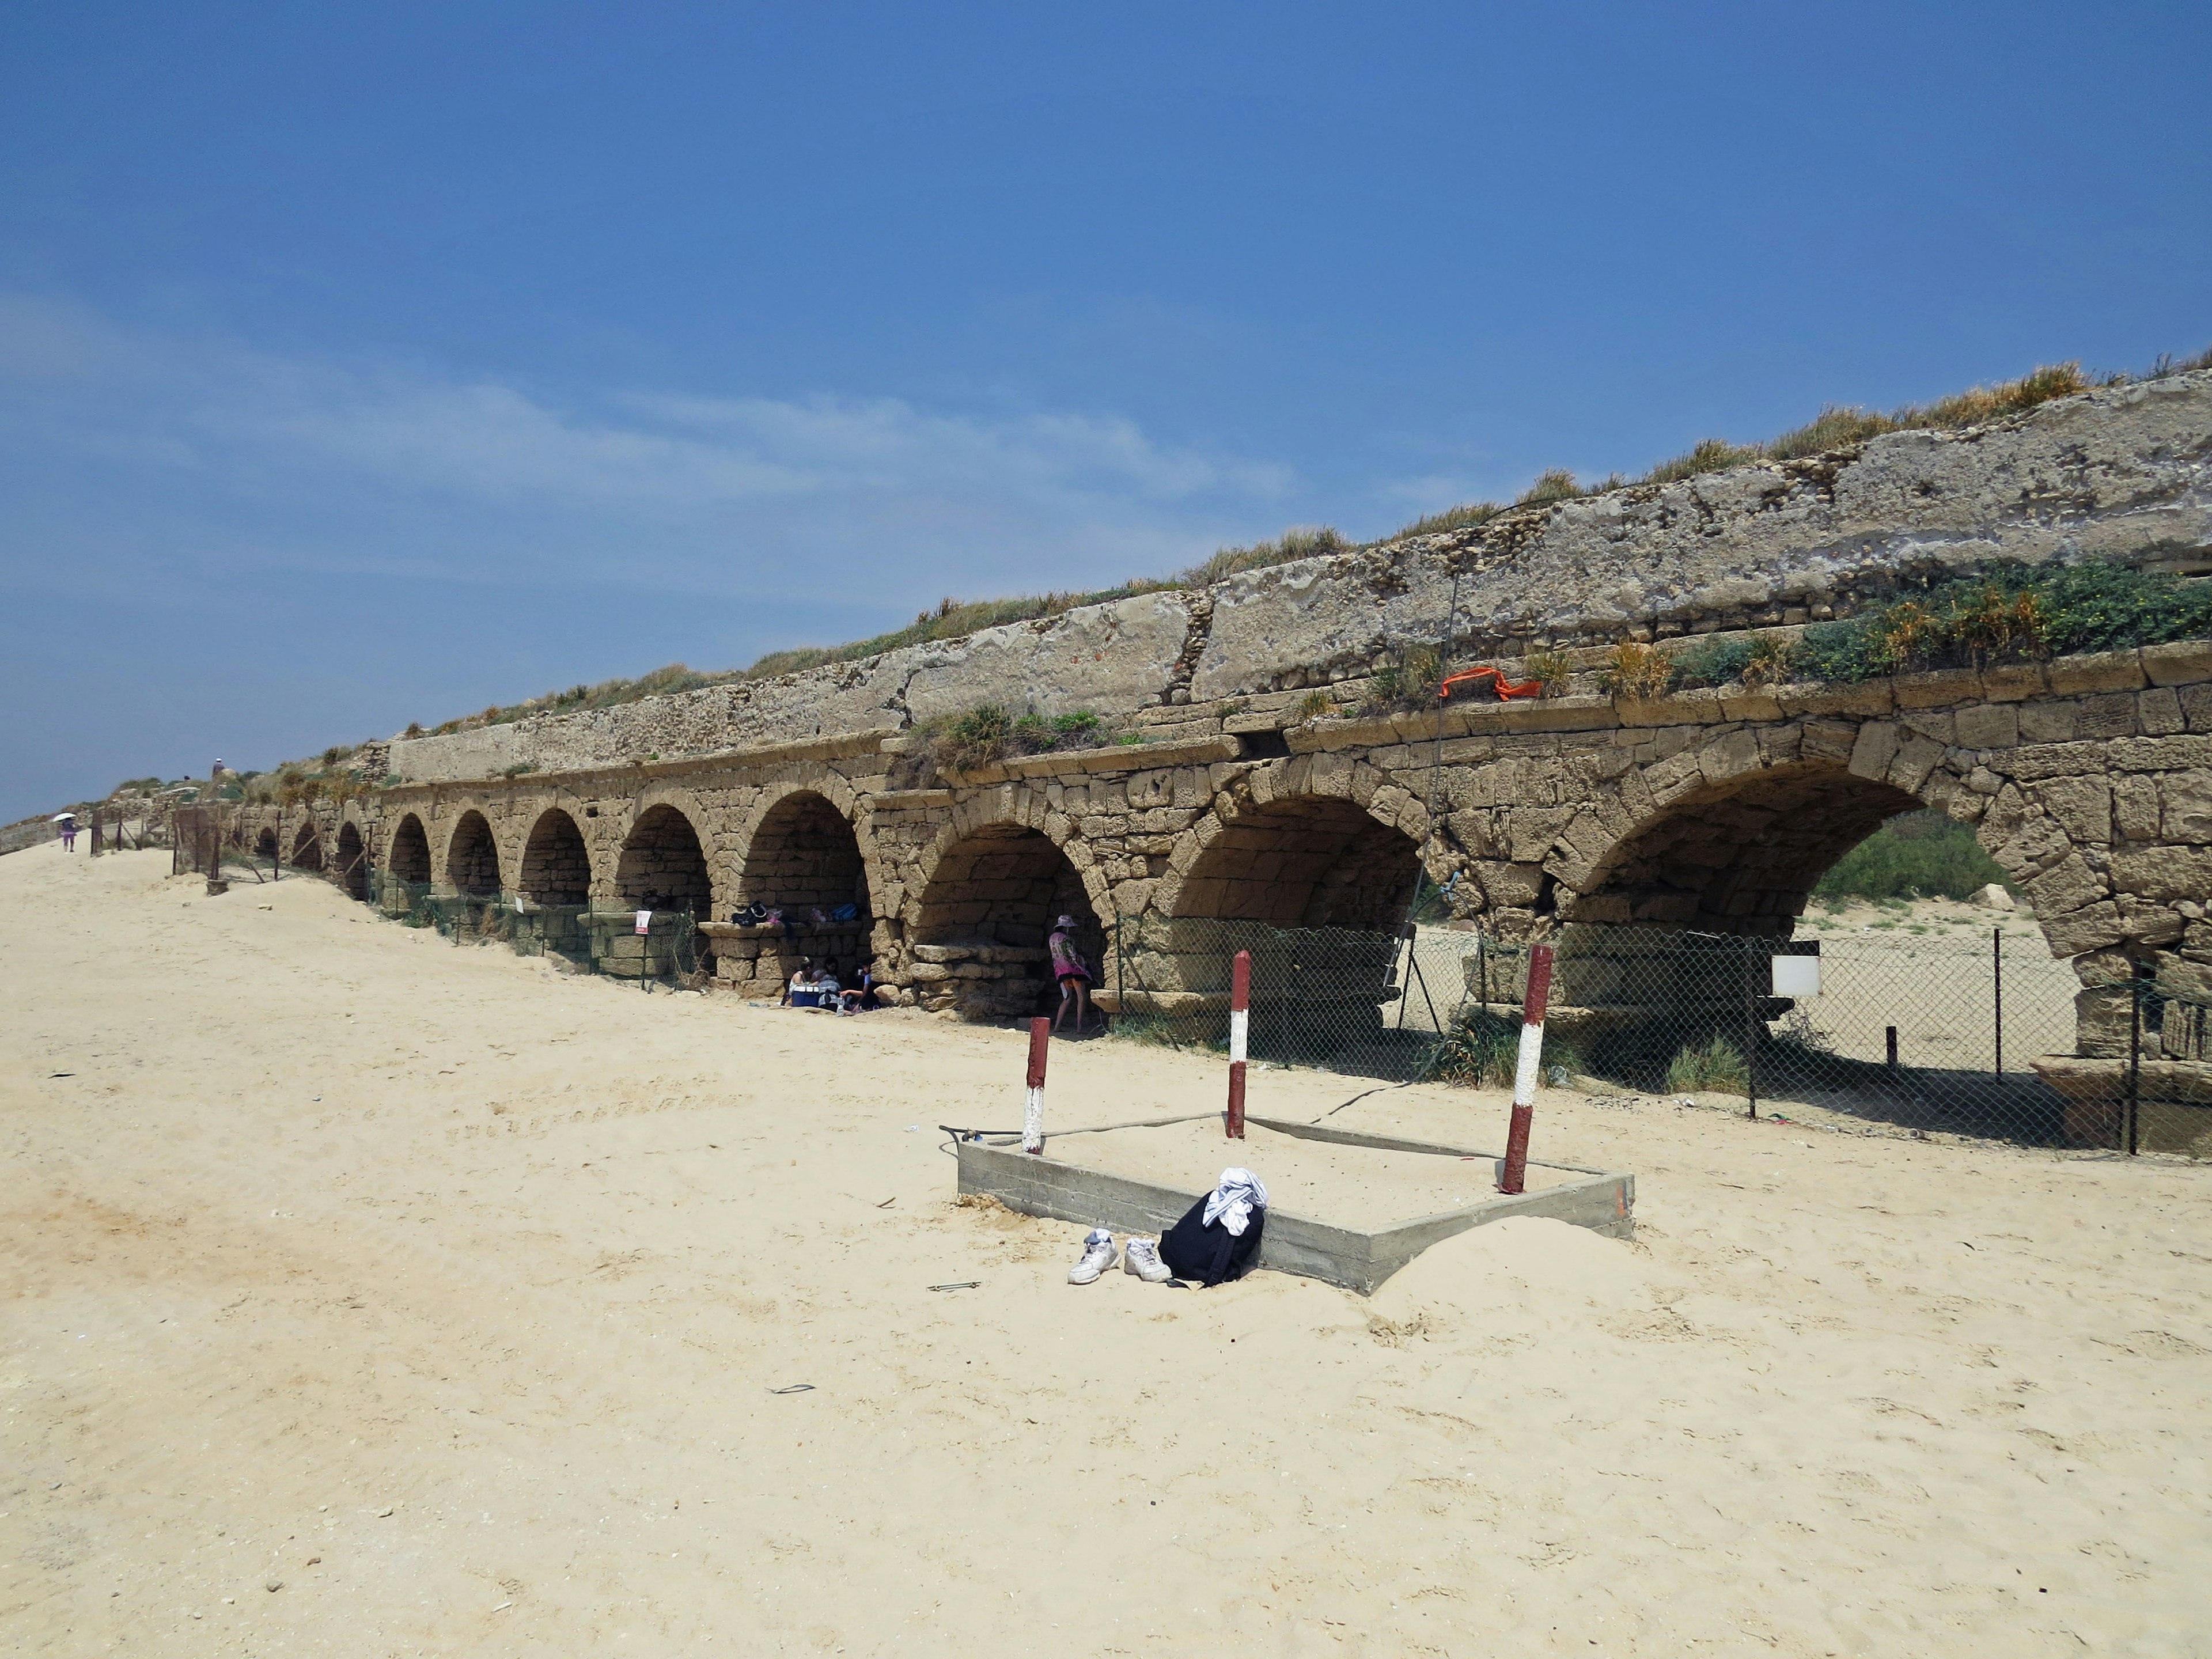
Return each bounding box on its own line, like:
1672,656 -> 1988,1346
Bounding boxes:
3,843 -> 2208,1656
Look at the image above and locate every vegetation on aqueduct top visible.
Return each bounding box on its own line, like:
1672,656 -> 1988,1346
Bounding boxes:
397,351 -> 2210,743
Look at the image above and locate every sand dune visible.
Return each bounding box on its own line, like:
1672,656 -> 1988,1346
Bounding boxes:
4,841 -> 2208,1655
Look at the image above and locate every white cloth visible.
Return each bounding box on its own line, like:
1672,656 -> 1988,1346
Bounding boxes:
1203,1167 -> 1268,1237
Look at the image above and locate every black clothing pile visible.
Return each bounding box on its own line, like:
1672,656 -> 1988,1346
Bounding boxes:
1158,1195 -> 1266,1287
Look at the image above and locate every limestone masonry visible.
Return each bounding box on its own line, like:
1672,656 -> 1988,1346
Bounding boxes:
248,371 -> 2211,1105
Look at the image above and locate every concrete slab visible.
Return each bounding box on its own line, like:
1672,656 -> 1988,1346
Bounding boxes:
952,1113 -> 1634,1295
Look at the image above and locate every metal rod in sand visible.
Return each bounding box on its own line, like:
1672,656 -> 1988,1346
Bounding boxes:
1498,942 -> 1554,1195
1225,949 -> 1251,1139
1022,1017 -> 1050,1154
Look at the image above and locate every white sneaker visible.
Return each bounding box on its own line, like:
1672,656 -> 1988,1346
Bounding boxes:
1122,1237 -> 1172,1283
1068,1229 -> 1117,1285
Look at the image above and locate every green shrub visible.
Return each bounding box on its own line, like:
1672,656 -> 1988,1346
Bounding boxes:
1670,635 -> 1757,689
1598,641 -> 1675,699
1433,1006 -> 1523,1088
1522,649 -> 1573,696
1366,644 -> 1445,711
1794,559 -> 2212,684
1666,1036 -> 1749,1095
1813,809 -> 2013,901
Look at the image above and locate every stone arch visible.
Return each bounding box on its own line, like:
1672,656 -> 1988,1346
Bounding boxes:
290,821 -> 324,872
447,809 -> 502,897
255,826 -> 278,861
335,822 -> 369,901
518,808 -> 592,906
388,813 -> 432,886
737,789 -> 872,916
907,806 -> 1106,1020
616,802 -> 713,913
1168,791 -> 1423,931
1559,759 -> 1928,938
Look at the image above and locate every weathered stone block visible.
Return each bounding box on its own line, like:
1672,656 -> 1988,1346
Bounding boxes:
2032,775 -> 2112,845
2047,650 -> 2145,695
1886,733 -> 1946,794
2142,639 -> 2212,687
2040,899 -> 2126,956
2027,853 -> 2108,917
1902,710 -> 1957,746
1952,703 -> 2020,749
1979,663 -> 2046,703
1847,721 -> 1899,781
2161,773 -> 2212,843
2112,844 -> 2212,903
2112,775 -> 2162,843
2138,687 -> 2187,736
1893,668 -> 1982,710
2016,702 -> 2078,744
2111,734 -> 2212,772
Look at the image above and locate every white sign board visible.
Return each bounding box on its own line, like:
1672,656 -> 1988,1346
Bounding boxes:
1772,954 -> 1821,997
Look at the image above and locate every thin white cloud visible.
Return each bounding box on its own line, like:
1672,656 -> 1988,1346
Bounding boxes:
0,292 -> 1298,604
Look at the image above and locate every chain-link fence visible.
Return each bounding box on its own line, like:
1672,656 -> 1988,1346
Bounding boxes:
365,873 -> 704,988
1109,914 -> 2210,1157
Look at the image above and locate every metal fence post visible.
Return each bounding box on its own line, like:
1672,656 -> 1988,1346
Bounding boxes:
1744,935 -> 1760,1120
1992,926 -> 2002,1078
2127,961 -> 2147,1156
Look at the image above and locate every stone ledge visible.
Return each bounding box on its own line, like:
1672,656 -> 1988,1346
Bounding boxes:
382,727 -> 899,797
944,734 -> 1244,783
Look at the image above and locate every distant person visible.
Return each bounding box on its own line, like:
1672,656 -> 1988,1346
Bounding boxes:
840,961 -> 891,1013
1048,914 -> 1093,1034
782,956 -> 819,1007
56,814 -> 77,853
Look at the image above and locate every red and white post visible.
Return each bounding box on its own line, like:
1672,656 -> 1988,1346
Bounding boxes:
1022,1017 -> 1050,1153
1225,949 -> 1251,1139
1498,942 -> 1554,1194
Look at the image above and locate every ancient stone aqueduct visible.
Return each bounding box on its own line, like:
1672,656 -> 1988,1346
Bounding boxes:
251,372 -> 2212,1096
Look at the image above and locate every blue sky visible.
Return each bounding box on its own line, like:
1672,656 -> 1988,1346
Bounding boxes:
2,2 -> 2206,819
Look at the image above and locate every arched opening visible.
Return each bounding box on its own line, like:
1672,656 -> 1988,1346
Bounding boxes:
725,791 -> 875,995
740,792 -> 870,915
447,810 -> 502,897
1173,796 -> 1422,930
1145,797 -> 1426,1063
910,824 -> 1100,1020
616,804 -> 712,913
335,823 -> 369,900
255,827 -> 278,860
1551,758 -> 2075,1143
1563,761 -> 1923,937
290,822 -> 324,872
519,809 -> 591,906
389,815 -> 432,887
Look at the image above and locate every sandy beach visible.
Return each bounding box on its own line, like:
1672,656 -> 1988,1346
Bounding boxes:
5,840 -> 2210,1656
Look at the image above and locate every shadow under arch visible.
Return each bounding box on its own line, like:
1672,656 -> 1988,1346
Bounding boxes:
738,790 -> 872,916
1138,793 -> 1427,1063
1171,793 -> 1422,930
518,808 -> 591,906
1560,760 -> 1930,938
1550,758 -> 2074,1145
290,821 -> 323,872
447,809 -> 502,897
255,827 -> 278,861
909,820 -> 1101,1021
388,814 -> 432,887
335,821 -> 369,900
616,802 -> 713,912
